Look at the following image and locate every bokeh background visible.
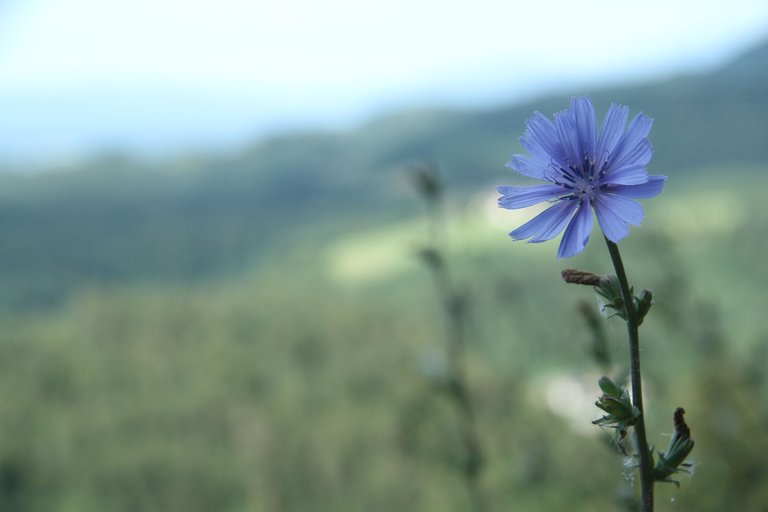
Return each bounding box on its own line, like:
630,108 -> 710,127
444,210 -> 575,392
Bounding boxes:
1,1 -> 768,510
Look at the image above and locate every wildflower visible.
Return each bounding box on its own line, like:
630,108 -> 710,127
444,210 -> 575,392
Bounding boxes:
497,97 -> 666,258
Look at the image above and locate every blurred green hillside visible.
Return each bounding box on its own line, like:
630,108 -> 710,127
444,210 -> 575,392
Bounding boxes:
0,40 -> 767,512
1,40 -> 768,311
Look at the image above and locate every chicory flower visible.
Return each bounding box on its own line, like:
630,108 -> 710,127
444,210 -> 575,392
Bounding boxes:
498,97 -> 666,258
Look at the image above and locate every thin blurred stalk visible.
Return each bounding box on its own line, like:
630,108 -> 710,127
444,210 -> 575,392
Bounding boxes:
411,165 -> 488,512
577,299 -> 611,371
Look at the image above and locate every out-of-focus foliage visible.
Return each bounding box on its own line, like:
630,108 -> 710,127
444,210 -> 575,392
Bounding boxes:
0,38 -> 766,512
0,171 -> 765,511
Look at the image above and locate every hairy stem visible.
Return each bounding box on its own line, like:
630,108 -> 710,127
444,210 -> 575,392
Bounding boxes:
605,237 -> 654,512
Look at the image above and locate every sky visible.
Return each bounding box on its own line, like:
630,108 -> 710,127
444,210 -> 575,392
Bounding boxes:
1,0 -> 768,165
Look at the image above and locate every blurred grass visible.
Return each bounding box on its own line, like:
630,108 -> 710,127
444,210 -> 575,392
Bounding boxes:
0,166 -> 766,510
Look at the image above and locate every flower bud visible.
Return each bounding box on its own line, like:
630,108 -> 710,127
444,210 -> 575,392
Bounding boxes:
417,247 -> 444,270
595,275 -> 626,320
653,407 -> 695,486
635,289 -> 654,325
561,268 -> 603,286
409,165 -> 441,201
593,376 -> 639,444
595,275 -> 655,324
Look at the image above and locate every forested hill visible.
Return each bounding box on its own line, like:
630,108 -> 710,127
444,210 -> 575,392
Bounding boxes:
0,38 -> 766,311
233,37 -> 768,221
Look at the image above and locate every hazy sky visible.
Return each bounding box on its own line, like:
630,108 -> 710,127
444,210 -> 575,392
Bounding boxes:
1,0 -> 768,162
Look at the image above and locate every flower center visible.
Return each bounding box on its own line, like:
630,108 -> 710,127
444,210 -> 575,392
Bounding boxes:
550,157 -> 604,203
574,175 -> 597,200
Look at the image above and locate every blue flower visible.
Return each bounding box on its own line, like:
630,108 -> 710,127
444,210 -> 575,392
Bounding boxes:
497,97 -> 666,259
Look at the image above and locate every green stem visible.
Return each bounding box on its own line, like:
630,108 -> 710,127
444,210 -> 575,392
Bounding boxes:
605,237 -> 654,512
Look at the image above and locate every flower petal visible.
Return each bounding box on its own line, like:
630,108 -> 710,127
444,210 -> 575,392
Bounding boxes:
597,193 -> 645,226
606,139 -> 653,176
595,103 -> 629,165
555,109 -> 581,167
530,201 -> 579,242
506,154 -> 552,180
599,165 -> 649,186
605,175 -> 666,198
558,199 -> 593,259
497,185 -> 569,209
594,195 -> 630,243
509,200 -> 577,242
520,111 -> 567,163
572,97 -> 597,159
607,112 -> 653,170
